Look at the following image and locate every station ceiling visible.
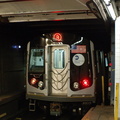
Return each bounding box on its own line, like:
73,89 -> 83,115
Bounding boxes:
0,0 -> 97,22
0,0 -> 118,52
0,0 -> 118,23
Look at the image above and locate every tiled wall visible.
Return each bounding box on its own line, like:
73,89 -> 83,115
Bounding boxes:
115,16 -> 120,118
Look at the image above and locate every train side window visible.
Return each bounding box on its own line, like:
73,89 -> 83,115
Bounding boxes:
29,49 -> 44,71
53,49 -> 65,69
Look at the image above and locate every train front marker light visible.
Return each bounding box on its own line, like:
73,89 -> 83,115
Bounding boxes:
30,78 -> 38,85
38,81 -> 44,89
80,78 -> 91,88
73,82 -> 79,89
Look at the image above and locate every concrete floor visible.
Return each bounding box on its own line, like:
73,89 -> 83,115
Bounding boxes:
82,105 -> 114,120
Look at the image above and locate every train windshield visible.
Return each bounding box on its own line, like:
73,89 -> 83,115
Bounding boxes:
29,49 -> 44,72
54,49 -> 65,69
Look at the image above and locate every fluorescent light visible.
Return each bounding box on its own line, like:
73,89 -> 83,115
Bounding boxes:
107,3 -> 116,20
103,0 -> 116,20
104,0 -> 110,5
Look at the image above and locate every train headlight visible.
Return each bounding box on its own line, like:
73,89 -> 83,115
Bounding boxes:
30,78 -> 38,85
73,82 -> 79,89
38,81 -> 44,89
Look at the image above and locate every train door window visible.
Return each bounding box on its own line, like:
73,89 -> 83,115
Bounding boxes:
53,49 -> 65,69
29,49 -> 44,72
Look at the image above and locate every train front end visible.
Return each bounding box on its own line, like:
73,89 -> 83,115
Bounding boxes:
26,33 -> 96,116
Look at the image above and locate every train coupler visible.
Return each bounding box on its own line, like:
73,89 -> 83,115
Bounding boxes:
50,103 -> 62,116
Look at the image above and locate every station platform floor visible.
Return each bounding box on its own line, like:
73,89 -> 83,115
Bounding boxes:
82,105 -> 114,120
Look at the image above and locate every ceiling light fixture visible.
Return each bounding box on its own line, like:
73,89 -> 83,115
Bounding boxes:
103,0 -> 117,20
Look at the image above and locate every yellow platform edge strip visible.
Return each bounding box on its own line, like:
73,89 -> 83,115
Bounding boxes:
114,83 -> 119,120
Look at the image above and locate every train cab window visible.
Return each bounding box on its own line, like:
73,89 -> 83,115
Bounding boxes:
29,49 -> 44,72
53,49 -> 65,69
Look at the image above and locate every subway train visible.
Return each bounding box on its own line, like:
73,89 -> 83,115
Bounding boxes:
26,32 -> 96,116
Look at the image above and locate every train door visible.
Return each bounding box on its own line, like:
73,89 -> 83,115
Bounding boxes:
45,44 -> 70,96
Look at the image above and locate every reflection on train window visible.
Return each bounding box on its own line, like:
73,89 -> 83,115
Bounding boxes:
29,49 -> 44,72
54,49 -> 65,69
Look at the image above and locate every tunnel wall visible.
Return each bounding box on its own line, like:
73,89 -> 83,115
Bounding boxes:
0,28 -> 26,95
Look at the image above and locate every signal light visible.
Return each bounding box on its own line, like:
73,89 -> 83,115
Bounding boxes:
109,63 -> 112,66
30,78 -> 38,85
80,78 -> 91,88
12,45 -> 21,49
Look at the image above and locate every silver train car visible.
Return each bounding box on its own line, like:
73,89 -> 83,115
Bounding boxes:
26,32 -> 96,115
